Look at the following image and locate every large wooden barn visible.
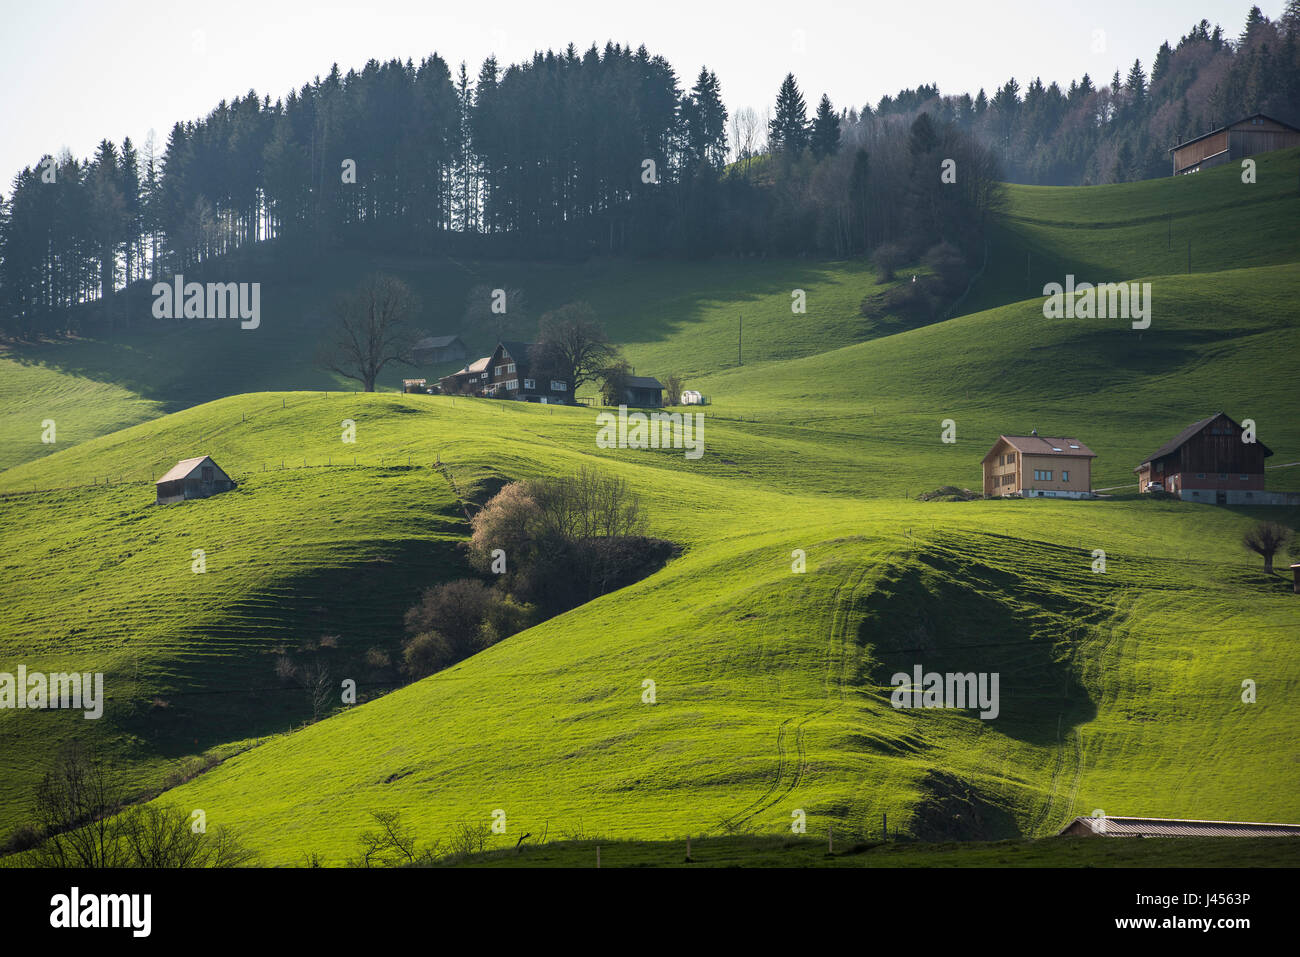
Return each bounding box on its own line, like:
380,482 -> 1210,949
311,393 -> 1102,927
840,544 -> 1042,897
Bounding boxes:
155,455 -> 235,505
1169,113 -> 1300,175
1135,412 -> 1271,503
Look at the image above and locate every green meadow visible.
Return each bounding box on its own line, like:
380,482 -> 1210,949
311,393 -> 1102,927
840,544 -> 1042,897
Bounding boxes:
0,148 -> 1297,865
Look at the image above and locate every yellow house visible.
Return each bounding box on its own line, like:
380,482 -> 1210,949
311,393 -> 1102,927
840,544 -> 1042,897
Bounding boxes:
982,432 -> 1096,499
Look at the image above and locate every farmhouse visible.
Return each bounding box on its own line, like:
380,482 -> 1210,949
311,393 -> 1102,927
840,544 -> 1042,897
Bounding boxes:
1134,412 -> 1287,504
155,455 -> 235,505
437,355 -> 490,395
981,432 -> 1096,499
483,341 -> 573,404
1169,113 -> 1300,175
1059,816 -> 1300,838
411,334 -> 467,364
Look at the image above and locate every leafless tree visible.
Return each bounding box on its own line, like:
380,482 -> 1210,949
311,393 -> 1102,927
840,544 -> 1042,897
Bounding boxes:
319,273 -> 418,392
27,744 -> 256,867
663,374 -> 685,407
1243,521 -> 1292,574
531,302 -> 620,393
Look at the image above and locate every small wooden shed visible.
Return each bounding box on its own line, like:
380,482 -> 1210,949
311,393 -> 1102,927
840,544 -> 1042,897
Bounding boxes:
155,455 -> 235,505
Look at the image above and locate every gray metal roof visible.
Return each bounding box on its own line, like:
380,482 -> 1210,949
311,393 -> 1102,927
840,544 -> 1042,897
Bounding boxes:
156,456 -> 216,483
625,375 -> 664,390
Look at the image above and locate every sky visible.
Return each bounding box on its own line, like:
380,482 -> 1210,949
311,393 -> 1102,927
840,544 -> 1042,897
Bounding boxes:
0,0 -> 1279,188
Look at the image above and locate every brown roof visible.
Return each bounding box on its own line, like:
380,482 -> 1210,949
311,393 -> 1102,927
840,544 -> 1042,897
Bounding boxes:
982,435 -> 1096,463
1060,816 -> 1300,838
1135,412 -> 1273,469
156,455 -> 216,484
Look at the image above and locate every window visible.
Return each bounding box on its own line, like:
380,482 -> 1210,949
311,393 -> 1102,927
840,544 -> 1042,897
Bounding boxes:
1062,470 -> 1069,482
1007,452 -> 1016,463
1219,473 -> 1228,480
505,379 -> 519,391
551,380 -> 567,391
506,363 -> 516,374
1033,469 -> 1053,481
1240,474 -> 1249,481
1196,472 -> 1205,479
494,365 -> 504,376
524,378 -> 536,390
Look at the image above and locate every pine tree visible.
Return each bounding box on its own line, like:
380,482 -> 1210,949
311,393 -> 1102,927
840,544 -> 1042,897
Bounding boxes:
810,94 -> 841,158
768,73 -> 810,153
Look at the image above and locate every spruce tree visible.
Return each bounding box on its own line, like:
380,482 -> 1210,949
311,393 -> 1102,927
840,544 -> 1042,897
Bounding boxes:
768,73 -> 810,153
810,94 -> 841,158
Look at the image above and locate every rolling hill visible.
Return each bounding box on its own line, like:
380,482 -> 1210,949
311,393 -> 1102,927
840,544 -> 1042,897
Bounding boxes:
0,148 -> 1298,864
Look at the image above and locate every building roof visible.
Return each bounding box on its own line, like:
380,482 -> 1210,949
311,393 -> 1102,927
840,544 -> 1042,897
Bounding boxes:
413,334 -> 464,349
156,455 -> 216,484
1060,815 -> 1300,838
1168,113 -> 1300,152
982,435 -> 1096,463
497,341 -> 534,362
1136,412 -> 1272,468
466,356 -> 490,373
625,375 -> 664,390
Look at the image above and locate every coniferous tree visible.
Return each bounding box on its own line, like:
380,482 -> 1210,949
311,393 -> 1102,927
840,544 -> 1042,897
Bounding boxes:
810,94 -> 841,158
769,73 -> 810,153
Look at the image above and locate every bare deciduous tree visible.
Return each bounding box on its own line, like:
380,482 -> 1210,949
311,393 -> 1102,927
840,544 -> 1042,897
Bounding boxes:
531,303 -> 620,393
27,744 -> 256,867
663,373 -> 685,406
319,273 -> 418,392
1243,521 -> 1292,574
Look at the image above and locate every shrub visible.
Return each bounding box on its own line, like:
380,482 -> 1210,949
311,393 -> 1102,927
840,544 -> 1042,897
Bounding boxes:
402,631 -> 457,679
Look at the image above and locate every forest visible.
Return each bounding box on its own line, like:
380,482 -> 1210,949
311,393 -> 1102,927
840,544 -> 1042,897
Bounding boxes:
0,4 -> 1296,335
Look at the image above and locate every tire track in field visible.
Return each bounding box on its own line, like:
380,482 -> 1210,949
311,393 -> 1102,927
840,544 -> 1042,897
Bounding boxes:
716,560 -> 873,832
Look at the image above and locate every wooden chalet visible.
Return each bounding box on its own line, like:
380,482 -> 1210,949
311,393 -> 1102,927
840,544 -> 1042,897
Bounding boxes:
982,432 -> 1096,499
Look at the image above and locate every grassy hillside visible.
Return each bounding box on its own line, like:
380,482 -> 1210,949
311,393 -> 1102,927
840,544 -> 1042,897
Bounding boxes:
2,146 -> 1295,472
1,149 -> 1298,865
1,389 -> 1295,858
968,147 -> 1300,313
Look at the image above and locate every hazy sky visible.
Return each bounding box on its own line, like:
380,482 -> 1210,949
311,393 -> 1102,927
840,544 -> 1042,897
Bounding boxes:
0,0 -> 1277,188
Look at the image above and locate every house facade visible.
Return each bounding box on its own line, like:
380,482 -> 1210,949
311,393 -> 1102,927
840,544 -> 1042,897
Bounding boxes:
1135,412 -> 1276,504
155,455 -> 235,505
982,434 -> 1096,499
483,341 -> 572,404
